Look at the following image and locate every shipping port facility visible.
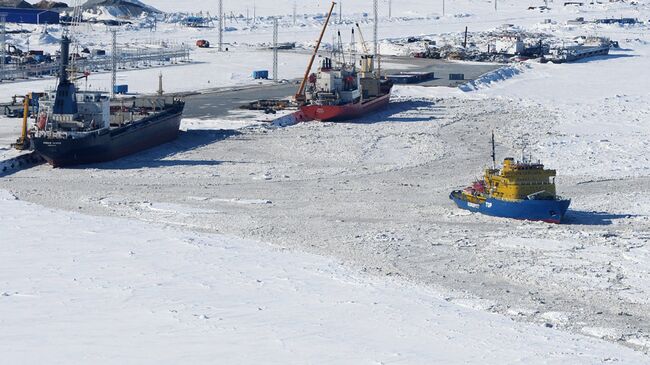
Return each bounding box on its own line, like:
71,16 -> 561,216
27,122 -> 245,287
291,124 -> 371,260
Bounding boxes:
1,0 -> 649,364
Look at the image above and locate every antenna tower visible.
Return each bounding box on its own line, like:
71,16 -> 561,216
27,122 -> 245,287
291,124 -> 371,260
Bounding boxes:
218,0 -> 224,51
336,30 -> 345,65
272,17 -> 278,82
338,1 -> 342,23
0,13 -> 6,80
373,0 -> 378,59
111,29 -> 117,98
350,28 -> 356,66
491,131 -> 496,169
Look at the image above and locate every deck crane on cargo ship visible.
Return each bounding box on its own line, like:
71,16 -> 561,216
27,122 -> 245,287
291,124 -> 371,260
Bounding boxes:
295,1 -> 337,104
296,2 -> 393,122
354,22 -> 381,78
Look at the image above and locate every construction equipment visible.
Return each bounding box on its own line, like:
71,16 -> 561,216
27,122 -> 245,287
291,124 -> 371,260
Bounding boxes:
11,93 -> 30,150
295,1 -> 336,103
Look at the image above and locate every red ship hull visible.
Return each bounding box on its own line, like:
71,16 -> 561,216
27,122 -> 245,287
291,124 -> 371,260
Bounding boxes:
300,92 -> 391,122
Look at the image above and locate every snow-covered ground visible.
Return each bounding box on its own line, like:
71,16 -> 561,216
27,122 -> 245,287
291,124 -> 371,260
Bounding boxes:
2,190 -> 648,364
3,0 -> 650,362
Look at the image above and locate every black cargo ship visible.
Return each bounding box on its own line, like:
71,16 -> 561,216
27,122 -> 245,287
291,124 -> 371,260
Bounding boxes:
31,36 -> 185,167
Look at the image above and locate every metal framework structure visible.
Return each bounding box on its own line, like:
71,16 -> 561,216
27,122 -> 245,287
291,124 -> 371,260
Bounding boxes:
272,17 -> 278,82
338,1 -> 342,23
218,0 -> 224,51
350,28 -> 356,65
0,44 -> 190,83
373,0 -> 378,59
111,29 -> 117,97
0,13 -> 6,77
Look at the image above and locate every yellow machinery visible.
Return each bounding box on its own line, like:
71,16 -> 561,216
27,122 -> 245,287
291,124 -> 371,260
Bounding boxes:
11,93 -> 31,150
355,23 -> 375,76
484,158 -> 557,201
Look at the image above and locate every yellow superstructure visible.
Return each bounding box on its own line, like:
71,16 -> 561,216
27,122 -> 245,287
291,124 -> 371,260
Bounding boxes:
484,158 -> 557,201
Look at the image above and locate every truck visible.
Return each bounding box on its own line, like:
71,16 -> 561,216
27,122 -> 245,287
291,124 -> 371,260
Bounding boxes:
196,40 -> 210,48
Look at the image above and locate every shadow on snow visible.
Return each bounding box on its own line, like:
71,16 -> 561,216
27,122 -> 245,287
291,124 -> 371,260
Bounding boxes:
335,99 -> 440,124
563,210 -> 636,225
572,53 -> 637,64
81,129 -> 241,170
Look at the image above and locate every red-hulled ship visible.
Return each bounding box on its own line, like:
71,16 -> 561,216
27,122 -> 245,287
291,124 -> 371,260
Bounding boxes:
299,56 -> 393,122
295,2 -> 392,122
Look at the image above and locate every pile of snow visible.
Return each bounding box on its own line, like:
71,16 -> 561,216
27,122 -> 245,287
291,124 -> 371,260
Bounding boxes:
28,29 -> 60,46
0,0 -> 32,8
81,0 -> 161,20
459,64 -> 527,91
32,0 -> 68,9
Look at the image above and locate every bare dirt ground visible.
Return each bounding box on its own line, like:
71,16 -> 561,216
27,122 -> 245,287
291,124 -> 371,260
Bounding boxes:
1,95 -> 649,352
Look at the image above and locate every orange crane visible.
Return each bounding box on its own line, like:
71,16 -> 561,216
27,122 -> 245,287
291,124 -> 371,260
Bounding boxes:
295,1 -> 337,103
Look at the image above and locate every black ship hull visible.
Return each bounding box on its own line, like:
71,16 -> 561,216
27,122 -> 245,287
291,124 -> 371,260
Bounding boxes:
33,102 -> 185,167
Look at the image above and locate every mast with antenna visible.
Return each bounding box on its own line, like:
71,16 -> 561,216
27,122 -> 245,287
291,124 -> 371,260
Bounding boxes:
336,30 -> 346,65
491,131 -> 496,169
350,28 -> 356,66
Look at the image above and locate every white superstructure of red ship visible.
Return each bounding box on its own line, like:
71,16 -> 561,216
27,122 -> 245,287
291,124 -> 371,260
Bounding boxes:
300,55 -> 393,122
294,1 -> 392,122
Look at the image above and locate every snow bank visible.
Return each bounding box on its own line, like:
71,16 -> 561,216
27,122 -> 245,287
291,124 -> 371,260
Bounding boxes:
459,64 -> 527,92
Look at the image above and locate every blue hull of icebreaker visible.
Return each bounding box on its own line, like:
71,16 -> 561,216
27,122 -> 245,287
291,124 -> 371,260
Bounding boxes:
449,191 -> 571,223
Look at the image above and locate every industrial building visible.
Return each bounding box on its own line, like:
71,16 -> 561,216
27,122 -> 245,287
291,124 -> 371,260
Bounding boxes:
0,7 -> 60,24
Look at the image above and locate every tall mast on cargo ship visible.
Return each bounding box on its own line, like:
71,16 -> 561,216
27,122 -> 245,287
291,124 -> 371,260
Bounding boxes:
491,131 -> 496,169
294,1 -> 336,103
350,28 -> 356,66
